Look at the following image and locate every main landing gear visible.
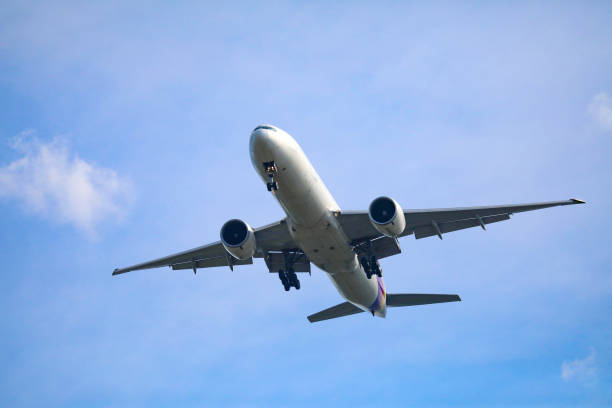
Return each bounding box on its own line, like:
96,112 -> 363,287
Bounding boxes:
277,250 -> 301,291
353,240 -> 383,280
278,268 -> 300,291
360,256 -> 382,279
263,161 -> 278,191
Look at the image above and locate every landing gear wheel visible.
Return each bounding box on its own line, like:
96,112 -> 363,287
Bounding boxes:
266,181 -> 278,192
277,251 -> 306,291
278,269 -> 288,286
286,267 -> 300,289
279,269 -> 294,291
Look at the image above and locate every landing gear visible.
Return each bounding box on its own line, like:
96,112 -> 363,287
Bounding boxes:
278,269 -> 290,290
371,256 -> 382,278
276,250 -> 302,291
360,256 -> 382,279
263,161 -> 278,192
354,239 -> 384,279
291,270 -> 301,290
278,268 -> 300,291
360,257 -> 372,279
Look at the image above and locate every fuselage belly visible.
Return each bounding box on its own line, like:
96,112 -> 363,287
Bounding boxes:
250,126 -> 386,316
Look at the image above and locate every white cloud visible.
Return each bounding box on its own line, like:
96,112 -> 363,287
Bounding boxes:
588,92 -> 612,131
561,348 -> 597,383
0,133 -> 132,235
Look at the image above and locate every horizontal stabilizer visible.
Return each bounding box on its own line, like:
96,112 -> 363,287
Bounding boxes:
307,302 -> 364,323
387,293 -> 461,307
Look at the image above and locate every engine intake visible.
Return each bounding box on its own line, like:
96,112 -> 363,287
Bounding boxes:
220,219 -> 256,260
368,196 -> 406,237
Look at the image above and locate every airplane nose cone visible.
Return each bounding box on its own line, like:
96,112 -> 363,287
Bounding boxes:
249,125 -> 278,156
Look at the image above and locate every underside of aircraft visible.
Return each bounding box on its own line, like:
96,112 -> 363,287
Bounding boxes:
114,125 -> 585,323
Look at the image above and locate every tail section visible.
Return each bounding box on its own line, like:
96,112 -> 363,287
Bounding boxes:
307,302 -> 364,323
307,293 -> 460,323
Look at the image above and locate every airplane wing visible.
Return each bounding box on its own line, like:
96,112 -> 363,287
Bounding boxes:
338,199 -> 585,243
113,219 -> 297,275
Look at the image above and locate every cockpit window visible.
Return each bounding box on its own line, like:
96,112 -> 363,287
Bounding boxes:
253,125 -> 276,132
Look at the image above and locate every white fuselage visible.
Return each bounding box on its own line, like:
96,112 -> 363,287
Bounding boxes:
249,125 -> 386,316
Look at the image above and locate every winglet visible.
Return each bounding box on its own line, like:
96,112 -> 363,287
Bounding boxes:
570,198 -> 586,204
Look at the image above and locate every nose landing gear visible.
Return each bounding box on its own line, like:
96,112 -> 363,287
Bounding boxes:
263,161 -> 278,191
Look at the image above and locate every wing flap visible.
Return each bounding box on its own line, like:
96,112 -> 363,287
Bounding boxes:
307,302 -> 364,323
171,257 -> 253,270
413,213 -> 510,239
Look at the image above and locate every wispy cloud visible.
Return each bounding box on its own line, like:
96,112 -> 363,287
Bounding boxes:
0,132 -> 132,235
561,348 -> 597,383
588,92 -> 612,131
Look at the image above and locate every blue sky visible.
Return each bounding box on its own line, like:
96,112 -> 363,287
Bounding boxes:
1,1 -> 611,406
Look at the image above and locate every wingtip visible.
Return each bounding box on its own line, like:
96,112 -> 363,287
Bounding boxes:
112,268 -> 120,276
570,198 -> 586,204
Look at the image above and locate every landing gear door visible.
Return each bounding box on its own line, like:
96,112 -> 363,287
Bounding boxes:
370,236 -> 401,260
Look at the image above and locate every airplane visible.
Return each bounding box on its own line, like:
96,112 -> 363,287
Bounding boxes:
113,124 -> 585,323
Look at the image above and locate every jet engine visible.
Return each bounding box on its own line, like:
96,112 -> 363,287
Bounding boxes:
220,219 -> 256,260
368,196 -> 406,237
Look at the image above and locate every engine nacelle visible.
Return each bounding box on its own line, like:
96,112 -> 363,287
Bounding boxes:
220,219 -> 256,260
368,196 -> 406,237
